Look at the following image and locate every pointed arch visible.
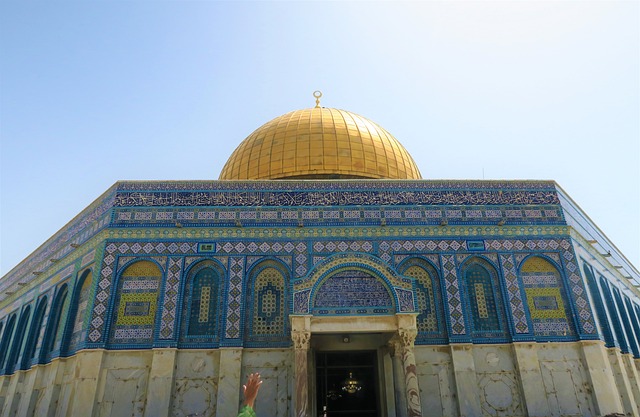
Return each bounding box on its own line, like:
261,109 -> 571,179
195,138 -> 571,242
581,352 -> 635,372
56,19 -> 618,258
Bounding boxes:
22,296 -> 48,369
179,260 -> 225,345
460,257 -> 508,339
582,261 -> 614,346
245,259 -> 289,346
600,277 -> 628,352
6,305 -> 31,374
520,256 -> 575,339
41,283 -> 69,361
0,313 -> 17,370
623,296 -> 640,358
65,269 -> 94,353
109,260 -> 162,346
398,257 -> 446,340
612,287 -> 639,357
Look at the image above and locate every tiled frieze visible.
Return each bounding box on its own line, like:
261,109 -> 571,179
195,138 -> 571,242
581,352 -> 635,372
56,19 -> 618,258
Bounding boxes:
561,251 -> 596,335
82,233 -> 597,346
117,179 -> 558,192
312,240 -> 374,253
380,239 -> 467,263
499,254 -> 530,334
440,254 -> 466,335
224,257 -> 244,340
112,205 -> 564,228
114,187 -> 560,208
159,257 -> 183,339
80,250 -> 96,268
2,193 -> 114,293
216,241 -> 307,278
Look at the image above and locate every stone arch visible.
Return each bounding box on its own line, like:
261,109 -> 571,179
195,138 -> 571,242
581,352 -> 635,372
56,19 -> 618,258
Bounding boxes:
179,259 -> 226,346
519,255 -> 576,339
109,259 -> 163,346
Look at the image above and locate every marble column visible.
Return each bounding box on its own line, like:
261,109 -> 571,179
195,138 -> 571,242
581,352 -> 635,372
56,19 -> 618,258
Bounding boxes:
579,340 -> 626,416
292,329 -> 311,417
68,349 -> 105,417
388,336 -> 408,417
512,342 -> 551,417
216,348 -> 243,417
143,348 -> 178,417
450,344 -> 481,417
398,328 -> 422,417
16,365 -> 41,417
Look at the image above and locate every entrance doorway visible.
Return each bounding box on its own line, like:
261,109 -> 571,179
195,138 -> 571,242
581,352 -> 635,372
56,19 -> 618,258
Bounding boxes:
315,350 -> 379,417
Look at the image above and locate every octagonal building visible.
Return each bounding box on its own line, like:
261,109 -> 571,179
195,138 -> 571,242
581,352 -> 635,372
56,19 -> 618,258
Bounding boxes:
1,99 -> 639,417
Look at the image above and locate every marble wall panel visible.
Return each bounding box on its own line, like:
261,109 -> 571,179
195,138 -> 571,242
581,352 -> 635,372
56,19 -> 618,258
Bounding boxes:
172,350 -> 221,417
472,346 -> 524,417
241,349 -> 292,417
414,346 -> 457,417
535,345 -> 596,417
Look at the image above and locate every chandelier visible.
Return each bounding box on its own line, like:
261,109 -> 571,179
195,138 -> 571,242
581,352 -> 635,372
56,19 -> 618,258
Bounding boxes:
341,372 -> 362,394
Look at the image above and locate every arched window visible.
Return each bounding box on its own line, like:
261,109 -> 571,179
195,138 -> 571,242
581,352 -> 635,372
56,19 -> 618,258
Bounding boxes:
464,263 -> 501,332
109,260 -> 162,346
65,270 -> 93,353
582,262 -> 614,346
41,284 -> 69,360
520,256 -> 575,338
0,314 -> 17,370
6,305 -> 31,373
180,261 -> 224,343
399,259 -> 445,339
600,277 -> 628,353
245,261 -> 288,345
624,296 -> 640,358
612,287 -> 639,357
22,297 -> 48,369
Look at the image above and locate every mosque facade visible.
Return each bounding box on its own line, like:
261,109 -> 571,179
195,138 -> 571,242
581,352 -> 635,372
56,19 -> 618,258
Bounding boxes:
1,101 -> 639,417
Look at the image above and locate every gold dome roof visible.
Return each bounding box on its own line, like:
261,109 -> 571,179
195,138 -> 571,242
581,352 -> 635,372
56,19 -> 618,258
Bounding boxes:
219,107 -> 422,180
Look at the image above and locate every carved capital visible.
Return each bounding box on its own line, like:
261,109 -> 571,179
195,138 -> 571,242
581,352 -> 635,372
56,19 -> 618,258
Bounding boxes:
387,335 -> 403,358
292,330 -> 311,350
398,328 -> 417,348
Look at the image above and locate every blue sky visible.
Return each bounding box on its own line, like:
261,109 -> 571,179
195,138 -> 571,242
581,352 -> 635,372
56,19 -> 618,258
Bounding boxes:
1,1 -> 638,276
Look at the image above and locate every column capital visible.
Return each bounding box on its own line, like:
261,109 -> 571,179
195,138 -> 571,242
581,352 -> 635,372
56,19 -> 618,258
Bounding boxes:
292,330 -> 311,350
398,328 -> 417,348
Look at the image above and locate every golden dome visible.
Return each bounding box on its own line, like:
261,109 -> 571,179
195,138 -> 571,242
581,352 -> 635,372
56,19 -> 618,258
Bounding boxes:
219,107 -> 422,180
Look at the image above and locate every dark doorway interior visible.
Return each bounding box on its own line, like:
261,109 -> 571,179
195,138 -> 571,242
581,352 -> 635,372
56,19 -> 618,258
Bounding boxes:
316,350 -> 379,417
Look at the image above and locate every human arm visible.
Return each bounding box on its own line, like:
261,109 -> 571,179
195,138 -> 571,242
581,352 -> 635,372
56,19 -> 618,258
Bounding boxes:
237,372 -> 262,417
